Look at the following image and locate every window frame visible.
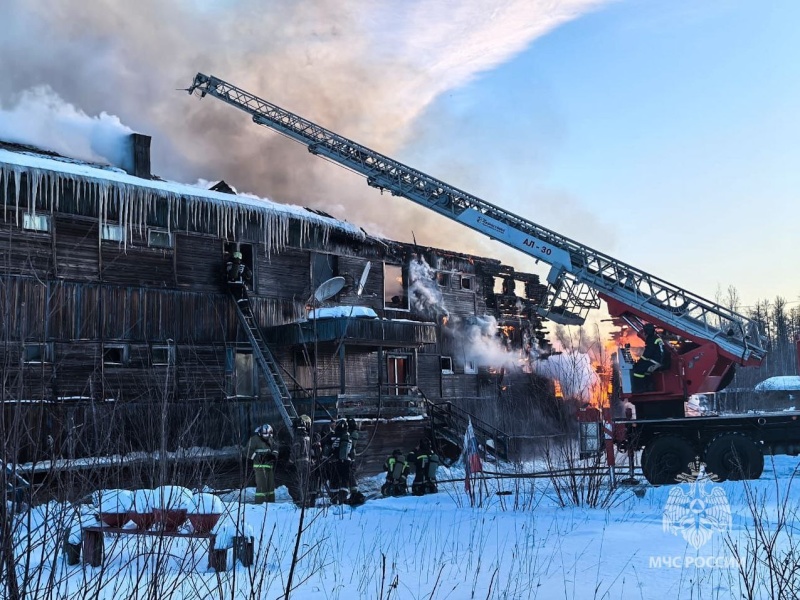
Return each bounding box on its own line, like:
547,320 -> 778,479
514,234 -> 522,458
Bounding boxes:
148,229 -> 173,249
101,223 -> 125,242
151,344 -> 175,366
383,263 -> 410,311
440,356 -> 453,374
22,212 -> 50,232
23,343 -> 51,364
102,344 -> 129,366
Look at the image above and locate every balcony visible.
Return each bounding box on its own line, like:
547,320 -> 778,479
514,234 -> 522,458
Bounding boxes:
266,316 -> 437,349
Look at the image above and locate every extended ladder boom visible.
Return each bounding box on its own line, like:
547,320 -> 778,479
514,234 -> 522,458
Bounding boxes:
188,73 -> 766,366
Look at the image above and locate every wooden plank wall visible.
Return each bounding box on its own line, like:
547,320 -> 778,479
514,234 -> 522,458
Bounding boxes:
53,217 -> 100,280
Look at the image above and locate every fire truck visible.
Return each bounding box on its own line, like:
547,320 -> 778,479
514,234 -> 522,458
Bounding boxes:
187,73 -> 800,485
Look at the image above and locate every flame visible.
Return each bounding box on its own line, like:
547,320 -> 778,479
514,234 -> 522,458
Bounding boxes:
553,380 -> 563,399
441,315 -> 449,326
587,357 -> 610,408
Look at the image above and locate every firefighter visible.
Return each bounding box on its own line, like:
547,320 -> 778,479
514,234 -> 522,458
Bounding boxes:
246,424 -> 278,503
346,418 -> 366,505
381,449 -> 410,497
410,438 -> 440,496
289,415 -> 316,507
632,323 -> 665,391
225,249 -> 252,305
324,419 -> 357,505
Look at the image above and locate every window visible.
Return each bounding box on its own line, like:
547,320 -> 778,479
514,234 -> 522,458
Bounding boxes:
461,276 -> 473,290
23,343 -> 50,363
464,360 -> 477,374
148,229 -> 173,249
103,345 -> 127,365
235,351 -> 255,397
440,356 -> 453,374
312,253 -> 339,290
384,264 -> 409,310
387,355 -> 411,395
23,212 -> 50,232
151,345 -> 174,366
436,272 -> 451,287
101,223 -> 124,242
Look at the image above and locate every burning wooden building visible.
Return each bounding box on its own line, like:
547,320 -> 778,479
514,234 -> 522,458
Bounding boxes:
0,133 -> 559,479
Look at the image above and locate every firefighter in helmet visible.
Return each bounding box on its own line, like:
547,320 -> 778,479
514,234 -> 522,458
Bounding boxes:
410,438 -> 440,496
632,323 -> 665,391
382,449 -> 410,496
225,248 -> 252,305
246,424 -> 278,503
288,415 -> 317,507
323,418 -> 365,505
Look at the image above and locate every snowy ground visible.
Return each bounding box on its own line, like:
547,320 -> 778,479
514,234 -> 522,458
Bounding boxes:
7,454 -> 800,599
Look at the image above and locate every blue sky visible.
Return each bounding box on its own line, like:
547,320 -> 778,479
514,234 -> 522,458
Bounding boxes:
404,0 -> 799,311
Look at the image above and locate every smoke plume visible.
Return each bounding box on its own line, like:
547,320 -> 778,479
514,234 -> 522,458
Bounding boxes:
1,0 -> 610,255
408,257 -> 448,321
0,86 -> 134,169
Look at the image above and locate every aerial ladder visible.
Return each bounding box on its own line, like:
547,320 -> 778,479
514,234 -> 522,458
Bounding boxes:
186,73 -> 767,427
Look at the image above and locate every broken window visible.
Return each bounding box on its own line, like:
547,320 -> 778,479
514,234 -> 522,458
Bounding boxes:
312,253 -> 339,290
103,345 -> 127,365
384,264 -> 408,310
440,356 -> 453,374
461,276 -> 473,290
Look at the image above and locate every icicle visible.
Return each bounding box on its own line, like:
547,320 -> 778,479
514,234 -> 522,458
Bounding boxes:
13,171 -> 21,227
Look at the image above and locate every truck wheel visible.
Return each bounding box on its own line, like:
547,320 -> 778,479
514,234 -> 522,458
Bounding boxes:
641,435 -> 694,485
704,433 -> 763,481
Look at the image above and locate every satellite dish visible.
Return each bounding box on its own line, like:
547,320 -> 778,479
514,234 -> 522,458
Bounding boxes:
356,261 -> 371,296
314,276 -> 345,303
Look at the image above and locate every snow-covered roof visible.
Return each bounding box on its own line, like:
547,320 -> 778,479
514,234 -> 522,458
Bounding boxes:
755,376 -> 800,391
0,146 -> 365,252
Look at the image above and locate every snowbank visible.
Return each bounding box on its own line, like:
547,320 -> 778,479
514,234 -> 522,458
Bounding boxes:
755,376 -> 800,391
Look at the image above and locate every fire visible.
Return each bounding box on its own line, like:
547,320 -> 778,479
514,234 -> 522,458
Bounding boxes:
587,359 -> 610,408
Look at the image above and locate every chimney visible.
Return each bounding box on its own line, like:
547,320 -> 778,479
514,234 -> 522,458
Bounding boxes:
127,133 -> 151,179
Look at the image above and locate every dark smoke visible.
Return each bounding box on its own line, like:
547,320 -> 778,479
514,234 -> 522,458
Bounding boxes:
1,0 -> 609,257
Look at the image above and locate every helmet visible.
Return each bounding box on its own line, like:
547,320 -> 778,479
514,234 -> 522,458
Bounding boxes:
256,424 -> 273,437
419,438 -> 432,452
233,251 -> 242,260
643,324 -> 656,336
347,418 -> 358,432
392,448 -> 404,458
335,419 -> 348,434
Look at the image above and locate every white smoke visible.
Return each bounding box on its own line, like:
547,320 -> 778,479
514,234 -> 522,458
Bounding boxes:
0,86 -> 133,169
408,257 -> 447,320
532,332 -> 603,403
0,0 -> 612,252
447,315 -> 521,371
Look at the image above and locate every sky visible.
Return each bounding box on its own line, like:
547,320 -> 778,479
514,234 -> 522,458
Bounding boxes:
12,455 -> 800,598
1,0 -> 798,315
